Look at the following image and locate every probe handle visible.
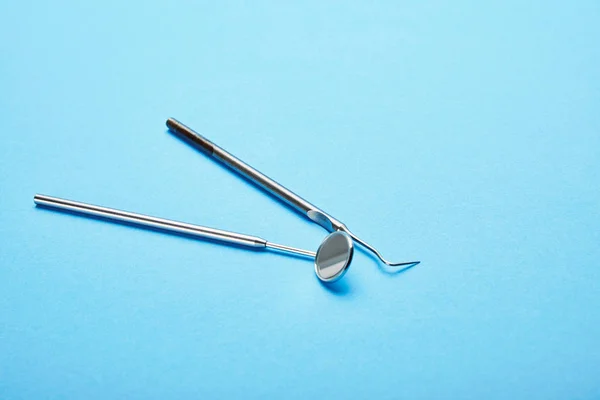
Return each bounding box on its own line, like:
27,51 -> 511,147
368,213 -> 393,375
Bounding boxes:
166,118 -> 345,232
33,194 -> 268,248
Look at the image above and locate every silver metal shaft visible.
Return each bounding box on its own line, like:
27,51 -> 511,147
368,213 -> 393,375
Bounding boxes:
33,194 -> 315,258
167,118 -> 420,268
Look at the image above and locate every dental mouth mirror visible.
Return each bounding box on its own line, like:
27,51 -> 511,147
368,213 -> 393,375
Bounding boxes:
167,118 -> 419,270
34,194 -> 353,282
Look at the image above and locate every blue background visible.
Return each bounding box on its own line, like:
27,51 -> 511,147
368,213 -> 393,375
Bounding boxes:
1,0 -> 599,398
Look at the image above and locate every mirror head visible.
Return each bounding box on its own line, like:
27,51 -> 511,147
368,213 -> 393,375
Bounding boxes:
315,231 -> 353,282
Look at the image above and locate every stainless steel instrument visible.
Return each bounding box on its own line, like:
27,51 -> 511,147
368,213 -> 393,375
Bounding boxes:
34,194 -> 315,257
34,194 -> 354,282
167,118 -> 419,269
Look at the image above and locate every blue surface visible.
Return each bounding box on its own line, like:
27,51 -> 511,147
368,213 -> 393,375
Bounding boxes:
1,1 -> 599,398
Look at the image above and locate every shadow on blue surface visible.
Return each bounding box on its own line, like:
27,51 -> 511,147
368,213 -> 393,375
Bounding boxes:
319,276 -> 353,296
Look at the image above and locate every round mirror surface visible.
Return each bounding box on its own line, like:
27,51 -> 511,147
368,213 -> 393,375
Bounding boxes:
315,231 -> 353,282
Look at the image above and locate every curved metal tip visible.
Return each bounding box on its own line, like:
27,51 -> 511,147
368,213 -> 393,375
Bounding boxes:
386,260 -> 420,268
370,247 -> 420,269
344,229 -> 420,269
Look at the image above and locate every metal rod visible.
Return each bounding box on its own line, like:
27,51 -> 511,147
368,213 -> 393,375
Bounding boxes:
265,242 -> 316,257
166,118 -> 322,221
33,194 -> 316,258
